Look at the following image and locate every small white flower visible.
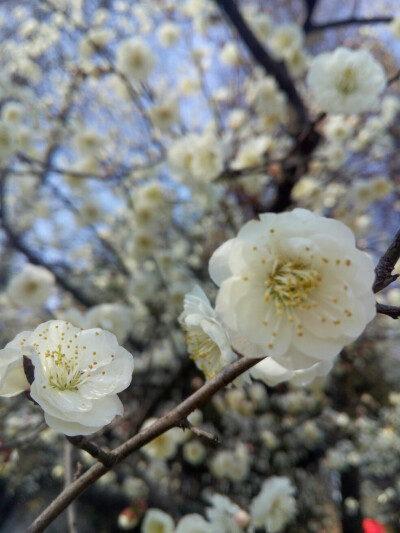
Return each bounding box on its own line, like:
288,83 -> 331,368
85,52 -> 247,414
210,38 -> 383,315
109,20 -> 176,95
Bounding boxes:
250,476 -> 297,533
85,303 -> 132,344
141,418 -> 180,460
175,514 -> 215,533
307,47 -> 386,114
206,494 -> 245,533
179,286 -> 236,379
141,508 -> 174,533
268,23 -> 304,60
157,21 -> 181,47
148,97 -> 180,131
183,439 -> 206,465
0,321 -> 134,436
0,332 -> 31,397
209,209 -> 376,371
7,264 -> 55,309
168,133 -> 224,183
73,127 -> 103,156
116,38 -> 156,82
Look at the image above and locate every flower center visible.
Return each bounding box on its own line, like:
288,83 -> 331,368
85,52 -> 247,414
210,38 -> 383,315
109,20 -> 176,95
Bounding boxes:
44,344 -> 86,391
265,260 -> 321,309
185,327 -> 220,379
336,66 -> 358,95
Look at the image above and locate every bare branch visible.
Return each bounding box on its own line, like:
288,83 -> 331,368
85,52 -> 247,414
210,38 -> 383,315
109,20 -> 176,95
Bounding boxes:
214,0 -> 309,128
177,418 -> 220,445
26,355 -> 263,533
373,226 -> 400,293
305,15 -> 392,33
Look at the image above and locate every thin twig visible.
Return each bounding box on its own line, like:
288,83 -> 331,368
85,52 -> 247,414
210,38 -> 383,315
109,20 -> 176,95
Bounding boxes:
177,418 -> 220,444
305,15 -> 392,33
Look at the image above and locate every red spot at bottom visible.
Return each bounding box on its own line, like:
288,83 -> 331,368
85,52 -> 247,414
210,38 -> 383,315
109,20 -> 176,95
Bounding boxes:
363,518 -> 386,533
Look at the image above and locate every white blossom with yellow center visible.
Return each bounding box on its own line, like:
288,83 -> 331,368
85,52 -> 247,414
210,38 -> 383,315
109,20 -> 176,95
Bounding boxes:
179,286 -> 236,379
209,209 -> 376,371
307,47 -> 386,114
0,320 -> 134,435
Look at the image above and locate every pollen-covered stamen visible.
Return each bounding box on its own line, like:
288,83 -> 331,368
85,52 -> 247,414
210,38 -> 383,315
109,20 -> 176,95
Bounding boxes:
185,328 -> 220,379
265,259 -> 322,310
43,344 -> 87,391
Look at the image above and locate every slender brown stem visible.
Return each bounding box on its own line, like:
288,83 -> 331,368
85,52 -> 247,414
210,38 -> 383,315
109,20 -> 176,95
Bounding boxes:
26,355 -> 263,533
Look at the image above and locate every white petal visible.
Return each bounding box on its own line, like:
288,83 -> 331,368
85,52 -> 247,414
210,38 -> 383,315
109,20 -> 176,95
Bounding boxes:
209,239 -> 235,286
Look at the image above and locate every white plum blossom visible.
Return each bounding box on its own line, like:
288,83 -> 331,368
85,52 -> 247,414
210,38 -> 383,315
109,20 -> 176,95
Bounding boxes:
268,23 -> 305,60
141,418 -> 181,460
0,321 -> 134,436
148,96 -> 180,131
179,286 -> 236,379
307,47 -> 386,114
175,514 -> 215,533
157,21 -> 181,47
250,476 -> 297,533
116,38 -> 156,82
206,494 -> 245,533
0,332 -> 31,397
209,209 -> 376,371
141,508 -> 174,533
168,133 -> 224,183
85,303 -> 132,344
7,264 -> 55,309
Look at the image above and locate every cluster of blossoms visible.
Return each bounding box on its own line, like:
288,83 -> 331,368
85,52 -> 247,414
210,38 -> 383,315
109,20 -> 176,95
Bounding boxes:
0,0 -> 397,530
119,479 -> 296,533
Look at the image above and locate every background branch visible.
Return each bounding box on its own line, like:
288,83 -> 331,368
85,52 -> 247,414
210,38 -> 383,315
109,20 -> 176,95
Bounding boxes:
214,0 -> 309,128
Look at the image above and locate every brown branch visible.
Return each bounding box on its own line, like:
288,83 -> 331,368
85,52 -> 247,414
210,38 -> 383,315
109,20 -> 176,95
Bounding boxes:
305,16 -> 392,33
25,355 -> 263,533
373,226 -> 400,293
214,0 -> 309,128
376,302 -> 400,319
66,436 -> 116,468
0,172 -> 96,307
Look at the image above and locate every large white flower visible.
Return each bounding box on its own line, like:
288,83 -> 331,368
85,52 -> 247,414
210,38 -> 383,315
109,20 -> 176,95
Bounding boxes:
209,209 -> 376,371
306,47 -> 386,114
179,286 -> 236,379
250,476 -> 297,533
0,320 -> 134,436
